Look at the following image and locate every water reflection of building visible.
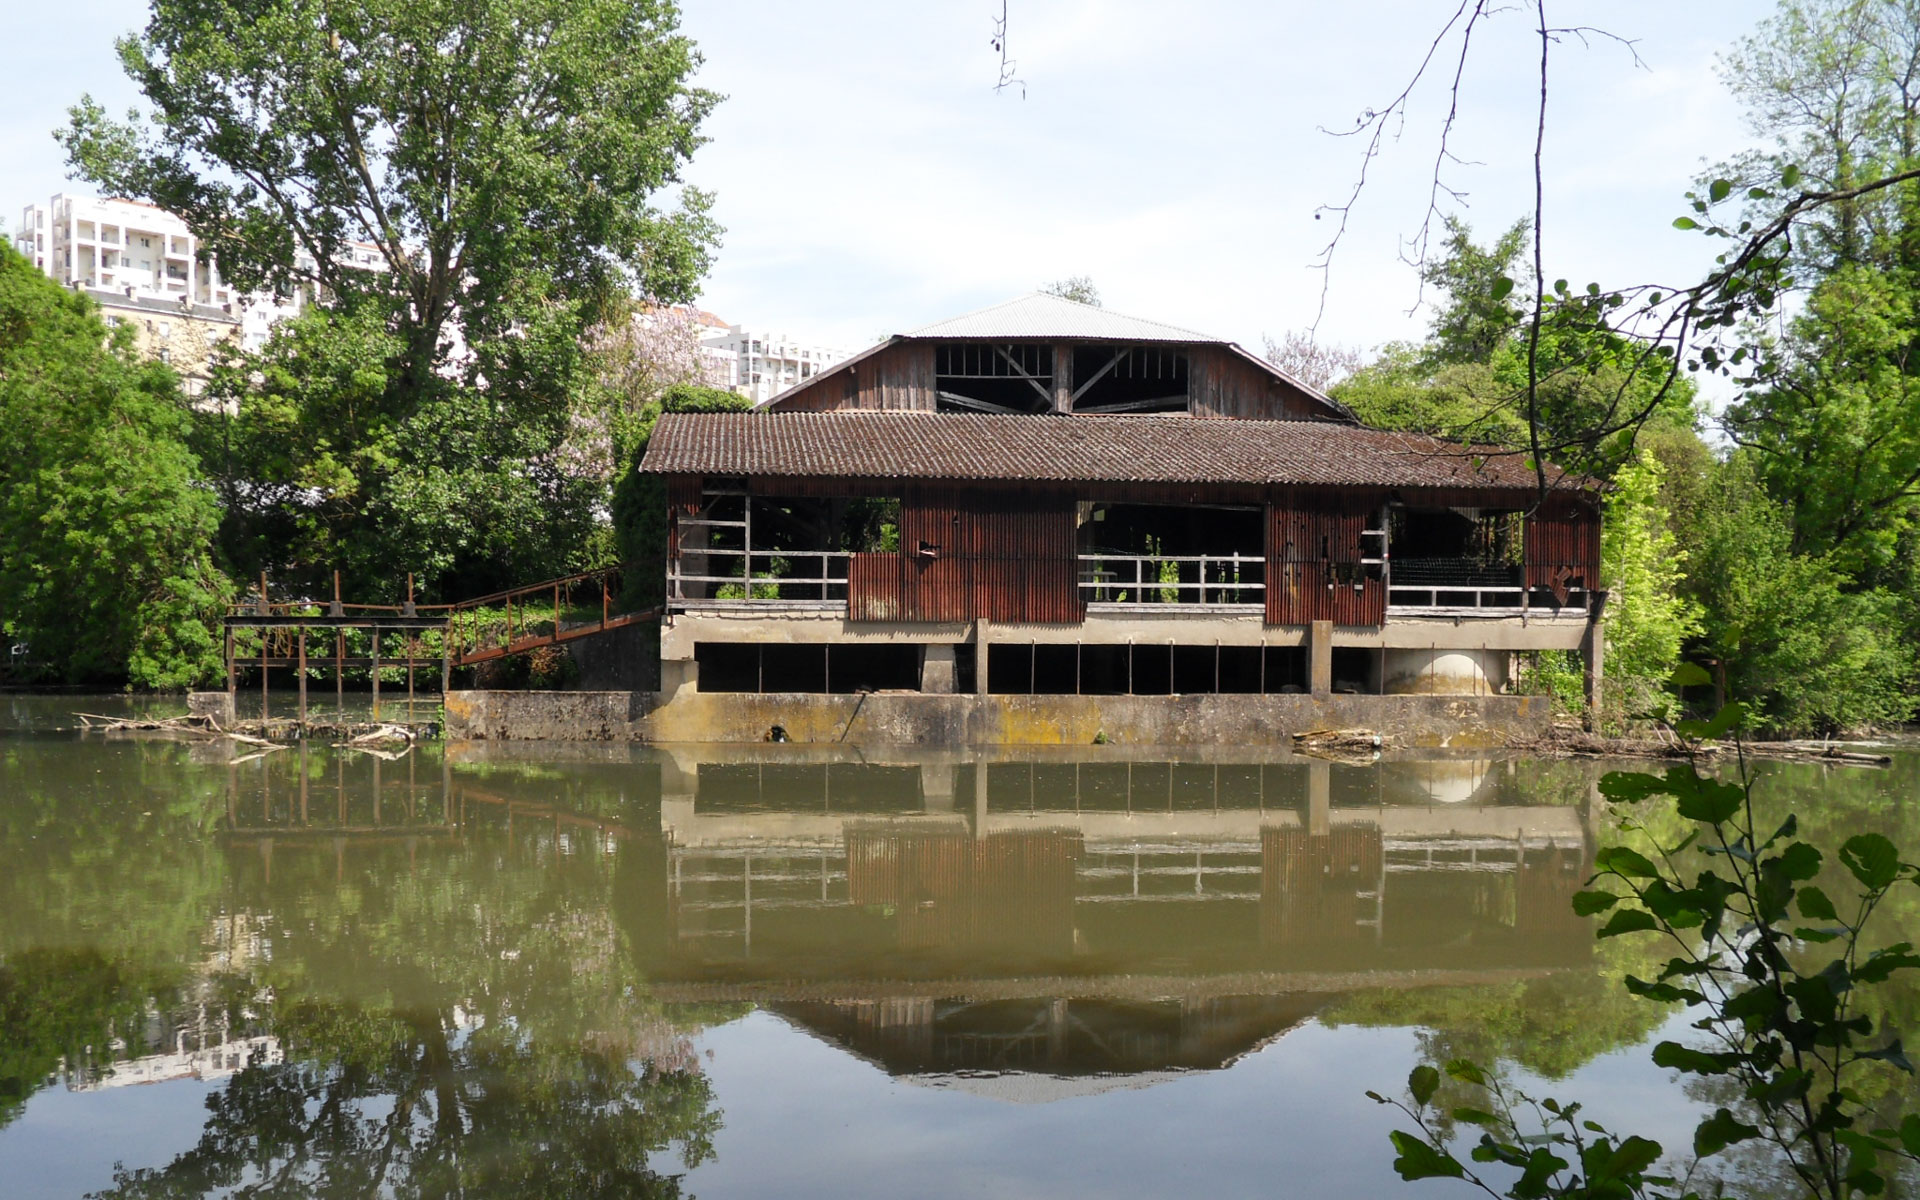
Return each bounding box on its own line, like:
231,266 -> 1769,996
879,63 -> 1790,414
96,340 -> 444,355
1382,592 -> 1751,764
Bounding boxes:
654,756 -> 1592,974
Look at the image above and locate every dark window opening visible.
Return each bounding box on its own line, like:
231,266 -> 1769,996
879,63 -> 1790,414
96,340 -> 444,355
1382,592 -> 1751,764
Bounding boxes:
694,642 -> 921,694
1331,647 -> 1378,695
935,343 -> 1053,413
695,762 -> 923,812
988,643 -> 1308,695
953,643 -> 977,694
1388,507 -> 1523,590
1078,502 -> 1265,606
1069,345 -> 1188,413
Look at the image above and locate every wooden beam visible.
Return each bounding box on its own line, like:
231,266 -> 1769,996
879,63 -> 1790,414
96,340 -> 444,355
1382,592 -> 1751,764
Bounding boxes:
1068,347 -> 1129,406
937,389 -> 1027,414
993,345 -> 1054,407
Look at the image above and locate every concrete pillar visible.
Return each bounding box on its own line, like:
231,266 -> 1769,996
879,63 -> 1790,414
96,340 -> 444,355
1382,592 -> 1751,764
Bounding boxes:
921,644 -> 956,694
973,621 -> 990,697
1308,760 -> 1331,836
660,656 -> 699,701
973,755 -> 990,836
1309,620 -> 1334,698
922,762 -> 956,811
1581,613 -> 1606,729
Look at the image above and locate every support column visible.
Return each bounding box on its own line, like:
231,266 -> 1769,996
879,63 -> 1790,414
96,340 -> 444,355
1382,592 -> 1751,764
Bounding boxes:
921,643 -> 956,694
1309,620 -> 1333,698
973,620 -> 990,697
1051,344 -> 1072,412
1308,759 -> 1331,837
1581,611 -> 1606,729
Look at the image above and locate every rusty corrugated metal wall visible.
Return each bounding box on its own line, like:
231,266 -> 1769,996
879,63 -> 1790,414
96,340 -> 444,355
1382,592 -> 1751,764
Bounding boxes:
1523,497 -> 1601,603
1266,489 -> 1385,625
848,486 -> 1083,623
1259,824 -> 1383,945
844,824 -> 1081,953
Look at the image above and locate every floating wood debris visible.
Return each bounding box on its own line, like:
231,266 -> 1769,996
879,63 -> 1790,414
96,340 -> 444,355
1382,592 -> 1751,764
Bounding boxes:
73,711 -> 287,752
1531,730 -> 1892,769
1292,728 -> 1384,762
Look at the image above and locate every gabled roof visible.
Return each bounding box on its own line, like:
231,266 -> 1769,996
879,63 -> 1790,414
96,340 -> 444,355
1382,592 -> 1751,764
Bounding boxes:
901,292 -> 1219,343
643,410 -> 1579,493
757,293 -> 1356,423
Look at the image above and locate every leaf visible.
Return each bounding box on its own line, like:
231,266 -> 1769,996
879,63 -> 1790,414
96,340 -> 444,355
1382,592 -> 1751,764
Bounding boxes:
1776,842 -> 1823,881
1445,1059 -> 1488,1086
1798,885 -> 1839,922
1782,163 -> 1802,187
1840,834 -> 1899,889
1673,773 -> 1744,824
1853,946 -> 1920,984
1624,975 -> 1704,1005
1408,1064 -> 1439,1107
1599,771 -> 1668,803
1451,1107 -> 1501,1128
1598,908 -> 1659,938
1859,1040 -> 1914,1073
1571,889 -> 1621,915
1651,1041 -> 1736,1074
1669,661 -> 1712,689
1674,216 -> 1700,230
1595,846 -> 1659,879
1389,1131 -> 1466,1180
1896,1114 -> 1920,1156
1491,275 -> 1515,301
1595,1136 -> 1663,1183
1709,178 -> 1732,203
1695,1107 -> 1760,1156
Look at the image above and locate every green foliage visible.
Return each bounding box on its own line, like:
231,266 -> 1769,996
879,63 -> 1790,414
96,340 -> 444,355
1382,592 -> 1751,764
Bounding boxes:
611,384 -> 753,610
62,0 -> 722,602
61,0 -> 719,393
1512,650 -> 1586,717
1686,455 -> 1918,735
1374,690 -> 1920,1199
1599,452 -> 1700,727
0,243 -> 230,688
198,304 -> 605,600
1421,216 -> 1532,366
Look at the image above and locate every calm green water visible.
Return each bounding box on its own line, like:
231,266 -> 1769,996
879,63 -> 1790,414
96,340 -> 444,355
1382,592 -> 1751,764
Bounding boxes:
1,696 -> 1914,1199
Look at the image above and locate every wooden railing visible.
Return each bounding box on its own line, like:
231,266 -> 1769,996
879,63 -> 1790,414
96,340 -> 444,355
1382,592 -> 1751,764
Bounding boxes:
670,545 -> 852,605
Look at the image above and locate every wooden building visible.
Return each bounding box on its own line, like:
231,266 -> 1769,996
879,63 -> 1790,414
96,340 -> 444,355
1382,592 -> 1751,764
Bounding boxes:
640,293 -> 1603,705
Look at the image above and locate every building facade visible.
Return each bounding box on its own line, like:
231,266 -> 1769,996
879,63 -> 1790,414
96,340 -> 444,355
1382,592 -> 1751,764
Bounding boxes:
636,294 -> 1604,741
701,323 -> 856,404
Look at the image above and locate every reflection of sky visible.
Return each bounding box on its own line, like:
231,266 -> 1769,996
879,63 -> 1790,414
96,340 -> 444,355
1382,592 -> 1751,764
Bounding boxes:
0,1077 -> 222,1200
660,1010 -> 1710,1200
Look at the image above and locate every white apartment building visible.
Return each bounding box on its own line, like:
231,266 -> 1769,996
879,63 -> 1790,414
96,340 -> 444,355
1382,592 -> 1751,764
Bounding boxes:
701,323 -> 855,404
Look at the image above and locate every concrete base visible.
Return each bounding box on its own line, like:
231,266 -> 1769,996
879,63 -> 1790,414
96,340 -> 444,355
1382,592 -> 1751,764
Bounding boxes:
189,691 -> 235,726
444,689 -> 1550,749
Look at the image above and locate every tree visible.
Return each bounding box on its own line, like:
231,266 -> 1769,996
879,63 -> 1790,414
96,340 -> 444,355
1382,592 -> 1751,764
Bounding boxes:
1598,452 -> 1700,726
1041,276 -> 1101,306
1263,330 -> 1369,391
60,0 -> 720,411
0,243 -> 229,687
1421,216 -> 1532,366
1685,455 -> 1917,735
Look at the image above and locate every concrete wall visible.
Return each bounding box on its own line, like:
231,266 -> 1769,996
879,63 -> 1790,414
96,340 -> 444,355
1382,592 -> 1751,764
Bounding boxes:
445,688 -> 1550,750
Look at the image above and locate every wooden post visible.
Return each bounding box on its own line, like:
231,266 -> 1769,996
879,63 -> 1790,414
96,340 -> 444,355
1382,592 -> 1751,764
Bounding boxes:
225,626 -> 236,699
1051,344 -> 1072,412
297,628 -> 307,726
335,624 -> 344,715
371,625 -> 381,722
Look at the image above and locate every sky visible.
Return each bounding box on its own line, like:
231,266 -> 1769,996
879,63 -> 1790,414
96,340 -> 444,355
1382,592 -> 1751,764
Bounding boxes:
1,0 -> 1773,357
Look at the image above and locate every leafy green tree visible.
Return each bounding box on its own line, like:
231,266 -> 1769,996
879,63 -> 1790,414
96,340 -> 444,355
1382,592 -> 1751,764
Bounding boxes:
1599,452 -> 1700,727
1724,266 -> 1920,578
60,0 -> 720,409
1421,216 -> 1532,366
63,0 -> 722,600
0,244 -> 230,687
1685,455 -> 1917,734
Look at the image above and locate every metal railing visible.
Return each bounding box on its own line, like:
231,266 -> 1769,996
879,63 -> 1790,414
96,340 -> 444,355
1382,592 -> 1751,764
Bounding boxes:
670,544 -> 852,604
1387,585 -> 1593,615
1077,553 -> 1265,606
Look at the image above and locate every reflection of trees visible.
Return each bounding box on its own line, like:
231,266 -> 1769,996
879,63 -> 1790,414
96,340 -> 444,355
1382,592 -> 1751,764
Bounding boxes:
0,948 -> 181,1129
94,1001 -> 720,1199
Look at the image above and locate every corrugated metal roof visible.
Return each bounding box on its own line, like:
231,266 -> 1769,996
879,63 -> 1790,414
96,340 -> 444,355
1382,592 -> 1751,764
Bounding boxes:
642,411 -> 1575,492
900,292 -> 1222,343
